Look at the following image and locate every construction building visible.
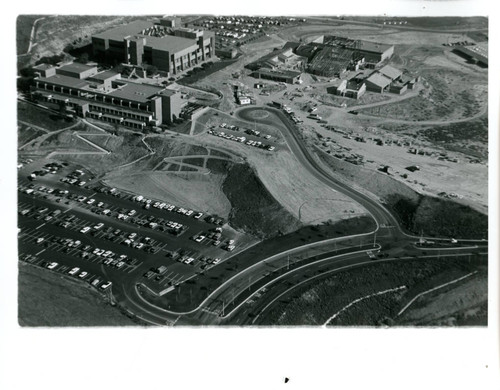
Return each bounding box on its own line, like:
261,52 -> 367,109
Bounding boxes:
289,35 -> 395,77
31,62 -> 183,129
250,68 -> 302,84
327,79 -> 366,99
364,64 -> 403,93
92,17 -> 215,75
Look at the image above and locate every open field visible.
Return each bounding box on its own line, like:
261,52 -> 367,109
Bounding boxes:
262,256 -> 486,326
18,263 -> 141,326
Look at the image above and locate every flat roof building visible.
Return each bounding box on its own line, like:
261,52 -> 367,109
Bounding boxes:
92,18 -> 215,75
32,63 -> 182,129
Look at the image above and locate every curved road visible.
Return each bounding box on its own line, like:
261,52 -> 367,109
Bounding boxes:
113,105 -> 487,325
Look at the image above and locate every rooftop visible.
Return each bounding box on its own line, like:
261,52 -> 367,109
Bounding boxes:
93,20 -> 155,41
37,74 -> 168,103
377,64 -> 402,80
88,70 -> 121,81
142,34 -> 197,53
37,74 -> 90,89
365,72 -> 392,88
357,40 -> 394,54
33,63 -> 55,70
108,81 -> 166,103
58,62 -> 97,74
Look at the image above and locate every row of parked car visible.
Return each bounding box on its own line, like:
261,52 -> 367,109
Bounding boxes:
42,260 -> 112,291
208,129 -> 275,151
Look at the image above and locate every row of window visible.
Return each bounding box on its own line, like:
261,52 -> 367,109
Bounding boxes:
88,105 -> 151,121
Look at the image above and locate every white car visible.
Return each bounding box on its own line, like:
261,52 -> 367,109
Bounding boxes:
128,233 -> 137,240
78,271 -> 88,279
94,223 -> 104,230
128,210 -> 137,216
47,262 -> 58,269
212,258 -> 221,265
36,237 -> 45,244
184,257 -> 194,265
80,226 -> 91,234
195,235 -> 205,243
87,199 -> 96,205
100,281 -> 112,290
68,267 -> 80,275
194,212 -> 203,219
185,210 -> 194,216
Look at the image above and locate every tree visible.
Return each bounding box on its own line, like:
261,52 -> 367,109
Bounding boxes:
76,52 -> 89,64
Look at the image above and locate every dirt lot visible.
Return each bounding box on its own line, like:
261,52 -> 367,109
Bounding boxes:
18,262 -> 141,327
262,256 -> 487,326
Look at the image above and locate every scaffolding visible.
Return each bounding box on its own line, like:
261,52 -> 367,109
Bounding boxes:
308,46 -> 353,77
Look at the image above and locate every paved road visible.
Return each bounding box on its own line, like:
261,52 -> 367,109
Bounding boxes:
18,105 -> 488,326
225,247 -> 487,325
297,17 -> 488,34
236,106 -> 402,235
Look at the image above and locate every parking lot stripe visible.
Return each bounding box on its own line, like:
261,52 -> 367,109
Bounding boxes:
35,248 -> 46,256
35,223 -> 46,230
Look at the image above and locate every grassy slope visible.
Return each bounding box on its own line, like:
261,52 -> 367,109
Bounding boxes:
17,15 -> 42,55
222,163 -> 303,238
18,263 -> 141,327
263,256 -> 487,326
18,101 -> 76,131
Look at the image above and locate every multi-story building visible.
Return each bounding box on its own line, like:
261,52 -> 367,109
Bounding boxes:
31,63 -> 182,129
92,17 -> 215,75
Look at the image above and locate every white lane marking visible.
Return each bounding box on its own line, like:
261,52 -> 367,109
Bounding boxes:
35,223 -> 46,230
35,248 -> 46,256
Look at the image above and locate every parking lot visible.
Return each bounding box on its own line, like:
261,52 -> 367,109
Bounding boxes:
18,158 -> 256,296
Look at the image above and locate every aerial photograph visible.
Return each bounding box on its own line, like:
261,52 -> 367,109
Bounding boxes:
16,14 -> 488,327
